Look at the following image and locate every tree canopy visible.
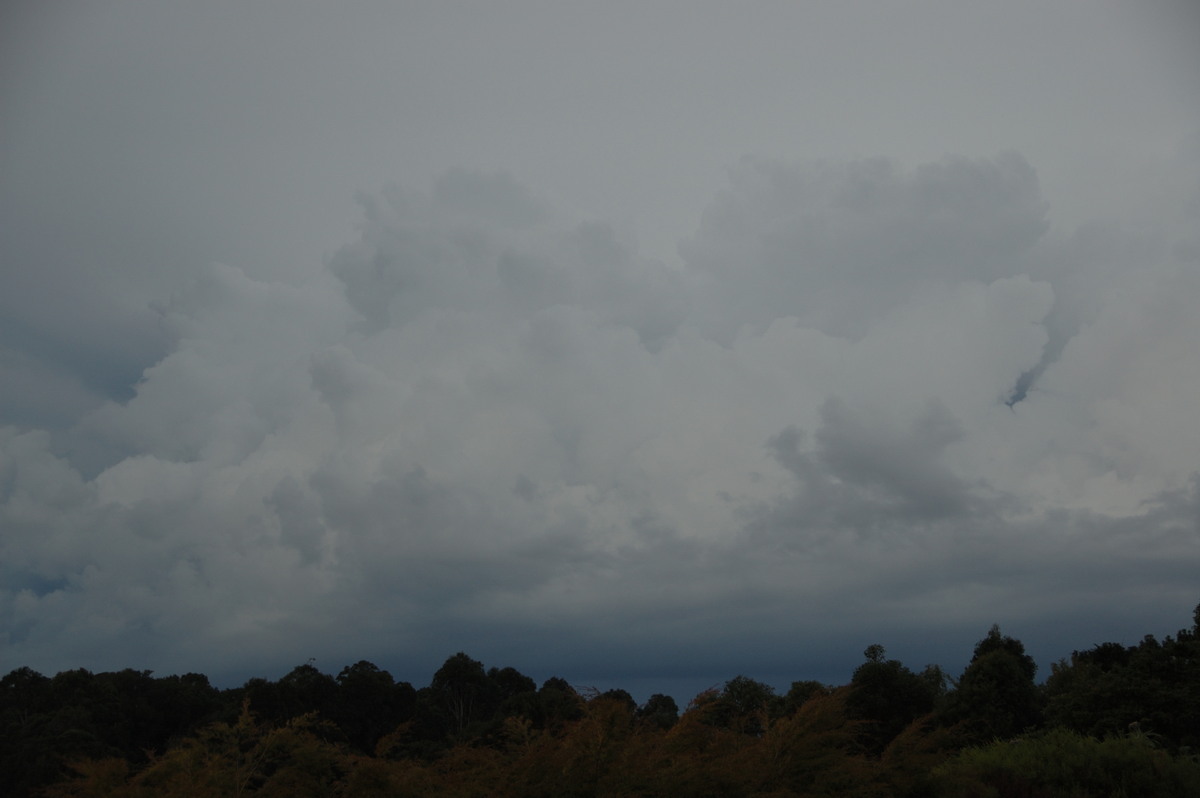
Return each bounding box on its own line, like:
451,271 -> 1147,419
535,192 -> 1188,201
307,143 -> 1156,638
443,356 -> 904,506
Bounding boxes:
5,600 -> 1200,797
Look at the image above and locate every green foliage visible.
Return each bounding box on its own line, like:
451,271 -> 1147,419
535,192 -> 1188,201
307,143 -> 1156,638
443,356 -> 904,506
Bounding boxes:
10,598 -> 1200,797
1044,624 -> 1200,751
531,676 -> 584,731
332,661 -> 416,754
933,727 -> 1200,798
941,625 -> 1042,743
0,665 -> 226,797
487,666 -> 536,703
783,679 -> 833,715
699,675 -> 780,735
45,702 -> 349,798
635,692 -> 679,730
431,652 -> 494,739
595,687 -> 637,713
846,645 -> 938,754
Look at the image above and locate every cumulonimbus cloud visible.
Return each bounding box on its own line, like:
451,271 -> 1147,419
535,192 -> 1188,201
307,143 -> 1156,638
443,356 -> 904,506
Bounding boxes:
1,154 -> 1197,687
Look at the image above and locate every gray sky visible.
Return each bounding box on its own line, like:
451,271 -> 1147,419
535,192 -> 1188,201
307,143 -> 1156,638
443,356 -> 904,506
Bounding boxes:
2,0 -> 1199,700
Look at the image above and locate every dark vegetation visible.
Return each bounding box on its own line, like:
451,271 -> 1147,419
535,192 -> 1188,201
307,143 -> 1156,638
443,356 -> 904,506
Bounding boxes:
4,602 -> 1199,797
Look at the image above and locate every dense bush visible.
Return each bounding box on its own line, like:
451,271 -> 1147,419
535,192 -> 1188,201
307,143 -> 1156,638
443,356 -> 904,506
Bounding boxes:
932,727 -> 1200,798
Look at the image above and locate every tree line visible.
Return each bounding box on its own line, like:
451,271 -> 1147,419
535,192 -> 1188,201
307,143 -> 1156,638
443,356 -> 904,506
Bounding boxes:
3,601 -> 1198,796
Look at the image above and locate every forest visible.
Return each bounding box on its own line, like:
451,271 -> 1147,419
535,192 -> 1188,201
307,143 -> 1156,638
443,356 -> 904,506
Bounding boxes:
3,602 -> 1198,797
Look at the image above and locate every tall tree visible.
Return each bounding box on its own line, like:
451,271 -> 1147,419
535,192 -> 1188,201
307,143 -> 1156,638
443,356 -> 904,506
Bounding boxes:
431,653 -> 493,737
702,675 -> 779,736
846,644 -> 938,754
943,625 -> 1040,741
635,693 -> 679,730
333,660 -> 415,753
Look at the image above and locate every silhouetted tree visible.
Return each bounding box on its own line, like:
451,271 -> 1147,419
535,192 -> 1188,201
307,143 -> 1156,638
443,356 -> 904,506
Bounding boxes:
1044,610 -> 1200,750
332,660 -> 414,753
846,644 -> 937,754
487,666 -> 536,703
636,693 -> 679,730
782,680 -> 831,716
431,652 -> 493,737
942,625 -> 1041,742
597,688 -> 637,713
535,676 -> 584,731
702,675 -> 779,735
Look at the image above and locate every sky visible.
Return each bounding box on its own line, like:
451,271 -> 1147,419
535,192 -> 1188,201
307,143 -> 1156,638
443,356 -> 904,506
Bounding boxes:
2,0 -> 1199,703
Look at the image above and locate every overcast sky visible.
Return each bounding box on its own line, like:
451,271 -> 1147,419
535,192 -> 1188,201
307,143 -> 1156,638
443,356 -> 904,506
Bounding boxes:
2,0 -> 1199,701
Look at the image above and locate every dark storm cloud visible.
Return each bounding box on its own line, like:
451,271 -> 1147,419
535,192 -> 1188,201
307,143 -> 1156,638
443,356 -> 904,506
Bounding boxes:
3,146 -> 1199,699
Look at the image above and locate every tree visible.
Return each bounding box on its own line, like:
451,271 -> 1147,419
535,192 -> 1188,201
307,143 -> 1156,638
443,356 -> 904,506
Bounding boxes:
533,677 -> 584,731
0,667 -> 61,797
332,660 -> 414,753
703,675 -> 779,735
943,625 -> 1041,742
636,693 -> 679,730
1044,617 -> 1200,750
431,652 -> 493,737
48,702 -> 350,798
278,663 -> 338,720
488,666 -> 536,703
932,727 -> 1200,798
596,688 -> 637,714
846,644 -> 938,754
782,680 -> 831,716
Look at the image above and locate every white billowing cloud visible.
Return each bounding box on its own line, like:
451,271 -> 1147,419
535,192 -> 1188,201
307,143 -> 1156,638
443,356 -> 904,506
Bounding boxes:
84,262 -> 352,467
2,155 -> 1198,688
329,169 -> 688,349
1001,253 -> 1200,515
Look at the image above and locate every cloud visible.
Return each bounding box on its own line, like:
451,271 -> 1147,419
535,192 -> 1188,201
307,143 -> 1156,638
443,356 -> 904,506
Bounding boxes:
2,158 -> 1198,696
681,153 -> 1049,342
328,169 -> 688,348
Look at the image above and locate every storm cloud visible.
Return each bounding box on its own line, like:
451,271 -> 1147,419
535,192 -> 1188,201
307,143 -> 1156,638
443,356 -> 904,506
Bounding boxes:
2,1 -> 1199,698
